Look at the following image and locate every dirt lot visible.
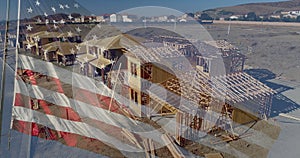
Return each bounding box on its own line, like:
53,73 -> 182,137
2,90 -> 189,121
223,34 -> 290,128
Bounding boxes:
205,23 -> 300,82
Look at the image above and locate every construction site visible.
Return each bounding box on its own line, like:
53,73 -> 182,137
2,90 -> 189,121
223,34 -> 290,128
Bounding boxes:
0,13 -> 283,157
3,0 -> 300,156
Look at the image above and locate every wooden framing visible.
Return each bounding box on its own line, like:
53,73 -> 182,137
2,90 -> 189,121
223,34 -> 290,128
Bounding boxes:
143,138 -> 156,158
161,134 -> 186,158
80,36 -> 275,147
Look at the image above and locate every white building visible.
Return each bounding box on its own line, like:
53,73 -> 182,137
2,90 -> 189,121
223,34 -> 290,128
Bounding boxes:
229,15 -> 239,20
270,15 -> 281,19
96,16 -> 105,22
290,11 -> 300,16
122,15 -> 133,22
109,14 -> 123,22
179,18 -> 187,22
157,16 -> 168,22
110,14 -> 117,22
74,18 -> 81,23
283,14 -> 297,19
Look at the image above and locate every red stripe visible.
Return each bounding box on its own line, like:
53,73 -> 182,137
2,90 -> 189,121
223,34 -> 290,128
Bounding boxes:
12,120 -> 125,157
14,93 -> 135,138
39,100 -> 52,115
15,93 -> 82,121
14,68 -> 138,149
14,92 -> 145,149
18,68 -> 135,118
52,78 -> 64,93
15,88 -> 81,146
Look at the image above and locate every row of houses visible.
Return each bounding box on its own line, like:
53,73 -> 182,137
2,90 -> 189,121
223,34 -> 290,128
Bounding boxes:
23,30 -> 81,65
228,10 -> 300,20
30,13 -> 199,24
22,30 -> 275,146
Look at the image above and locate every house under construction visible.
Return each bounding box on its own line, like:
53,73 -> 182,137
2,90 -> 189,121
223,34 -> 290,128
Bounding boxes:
77,34 -> 275,146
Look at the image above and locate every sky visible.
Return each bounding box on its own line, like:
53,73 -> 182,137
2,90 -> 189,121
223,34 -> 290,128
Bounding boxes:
0,0 -> 285,21
76,0 -> 283,15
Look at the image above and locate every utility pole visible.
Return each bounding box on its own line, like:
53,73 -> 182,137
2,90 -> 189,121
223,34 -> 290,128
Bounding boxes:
0,0 -> 11,143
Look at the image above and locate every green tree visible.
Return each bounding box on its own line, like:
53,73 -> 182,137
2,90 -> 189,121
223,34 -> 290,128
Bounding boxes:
296,16 -> 300,22
200,13 -> 213,20
246,12 -> 257,21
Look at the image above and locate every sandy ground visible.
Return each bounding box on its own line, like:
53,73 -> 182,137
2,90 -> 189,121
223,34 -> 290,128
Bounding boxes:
205,23 -> 300,82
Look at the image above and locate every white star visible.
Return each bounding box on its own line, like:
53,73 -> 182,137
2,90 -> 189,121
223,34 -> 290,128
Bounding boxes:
51,7 -> 56,13
65,4 -> 70,9
26,44 -> 33,50
33,36 -> 40,42
75,27 -> 82,33
36,18 -> 42,23
74,3 -> 79,8
44,12 -> 48,17
60,19 -> 66,24
80,62 -> 85,68
35,0 -> 40,6
62,56 -> 67,61
68,14 -> 73,20
75,45 -> 81,50
53,24 -> 59,29
67,31 -> 73,37
53,20 -> 57,24
27,7 -> 33,13
84,56 -> 89,63
26,25 -> 33,31
70,48 -> 75,54
92,35 -> 98,40
59,4 -> 64,9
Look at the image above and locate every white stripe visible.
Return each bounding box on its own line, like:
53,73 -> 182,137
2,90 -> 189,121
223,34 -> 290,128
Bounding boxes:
15,80 -> 165,142
18,55 -> 112,96
12,106 -> 142,152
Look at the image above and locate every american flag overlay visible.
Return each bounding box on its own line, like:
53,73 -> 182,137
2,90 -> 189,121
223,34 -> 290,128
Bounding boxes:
0,0 -> 281,157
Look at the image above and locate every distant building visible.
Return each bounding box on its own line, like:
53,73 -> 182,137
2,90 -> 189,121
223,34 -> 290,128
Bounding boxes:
290,11 -> 300,16
110,14 -> 123,22
283,14 -> 297,19
178,18 -> 187,22
122,15 -> 133,22
157,16 -> 168,22
41,41 -> 79,65
229,15 -> 239,20
269,15 -> 281,19
74,18 -> 81,23
281,11 -> 290,15
110,14 -> 117,22
96,16 -> 105,22
23,31 -> 81,56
